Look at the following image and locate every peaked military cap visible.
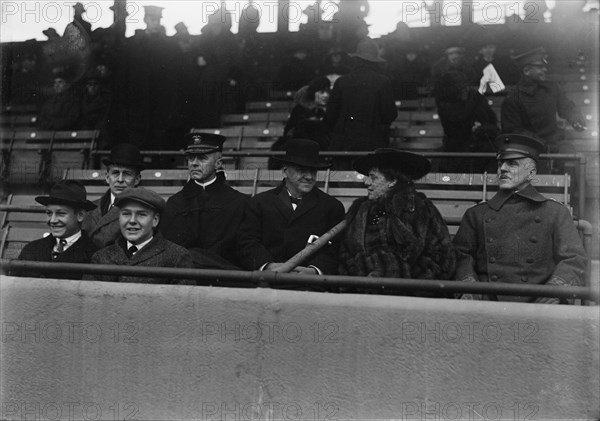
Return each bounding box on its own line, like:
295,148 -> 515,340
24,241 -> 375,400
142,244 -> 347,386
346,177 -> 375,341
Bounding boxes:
511,47 -> 547,68
184,133 -> 226,155
494,132 -> 546,161
143,5 -> 164,18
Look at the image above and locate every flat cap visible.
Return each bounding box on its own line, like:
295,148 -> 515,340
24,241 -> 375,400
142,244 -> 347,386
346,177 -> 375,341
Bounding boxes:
494,132 -> 546,161
184,133 -> 225,155
114,187 -> 166,214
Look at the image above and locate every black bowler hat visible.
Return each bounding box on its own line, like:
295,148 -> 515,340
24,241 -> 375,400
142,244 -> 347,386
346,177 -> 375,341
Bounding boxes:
494,132 -> 546,161
115,187 -> 166,214
184,133 -> 226,155
102,143 -> 145,170
511,47 -> 547,68
353,148 -> 431,180
35,180 -> 97,211
274,139 -> 330,169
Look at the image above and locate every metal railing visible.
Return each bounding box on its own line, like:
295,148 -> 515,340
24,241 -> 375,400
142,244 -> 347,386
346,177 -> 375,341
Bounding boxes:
1,260 -> 598,303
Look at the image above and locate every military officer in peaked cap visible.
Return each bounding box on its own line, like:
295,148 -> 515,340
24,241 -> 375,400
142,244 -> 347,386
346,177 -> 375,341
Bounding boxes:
160,133 -> 247,269
501,47 -> 586,152
453,131 -> 586,303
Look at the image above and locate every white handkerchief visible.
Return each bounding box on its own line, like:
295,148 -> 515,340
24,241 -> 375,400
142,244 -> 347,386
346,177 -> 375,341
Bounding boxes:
478,63 -> 506,94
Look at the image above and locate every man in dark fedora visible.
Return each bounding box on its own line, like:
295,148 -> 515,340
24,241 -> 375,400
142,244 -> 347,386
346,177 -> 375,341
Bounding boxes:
453,131 -> 586,303
87,188 -> 193,284
160,133 -> 247,269
237,139 -> 345,275
325,37 -> 397,161
15,180 -> 98,279
501,47 -> 586,152
82,143 -> 144,248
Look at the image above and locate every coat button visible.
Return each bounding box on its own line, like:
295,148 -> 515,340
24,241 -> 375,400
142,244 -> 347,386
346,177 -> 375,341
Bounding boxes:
490,275 -> 498,281
530,236 -> 538,243
534,216 -> 542,223
487,238 -> 494,243
526,257 -> 534,263
489,257 -> 496,263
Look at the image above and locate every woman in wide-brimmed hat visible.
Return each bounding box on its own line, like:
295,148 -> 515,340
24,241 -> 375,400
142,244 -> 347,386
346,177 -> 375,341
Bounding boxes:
338,149 -> 456,294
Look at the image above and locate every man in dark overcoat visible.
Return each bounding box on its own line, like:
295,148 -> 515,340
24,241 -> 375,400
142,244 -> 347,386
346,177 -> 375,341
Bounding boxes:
15,180 -> 98,279
160,133 -> 247,269
87,188 -> 193,284
325,37 -> 397,154
82,143 -> 144,248
453,132 -> 587,303
501,47 -> 586,152
237,139 -> 345,274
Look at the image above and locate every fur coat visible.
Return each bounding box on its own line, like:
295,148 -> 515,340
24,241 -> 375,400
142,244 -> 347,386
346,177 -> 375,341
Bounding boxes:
339,184 -> 456,285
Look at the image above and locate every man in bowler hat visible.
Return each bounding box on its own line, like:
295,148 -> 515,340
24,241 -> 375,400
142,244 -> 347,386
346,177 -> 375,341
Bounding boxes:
82,143 -> 144,248
15,180 -> 98,279
237,139 -> 345,275
453,131 -> 586,303
501,47 -> 586,152
160,133 -> 247,269
87,188 -> 193,284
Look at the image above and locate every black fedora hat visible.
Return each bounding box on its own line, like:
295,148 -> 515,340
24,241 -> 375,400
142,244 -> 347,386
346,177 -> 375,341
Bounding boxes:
274,139 -> 330,169
102,143 -> 145,170
353,148 -> 431,180
35,180 -> 97,211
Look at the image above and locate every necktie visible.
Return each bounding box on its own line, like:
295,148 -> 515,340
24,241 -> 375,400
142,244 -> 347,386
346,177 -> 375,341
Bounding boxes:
52,239 -> 68,259
126,245 -> 138,258
290,196 -> 302,206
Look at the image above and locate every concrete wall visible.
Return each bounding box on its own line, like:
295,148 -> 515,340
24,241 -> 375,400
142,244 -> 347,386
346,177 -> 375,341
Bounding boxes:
1,276 -> 599,421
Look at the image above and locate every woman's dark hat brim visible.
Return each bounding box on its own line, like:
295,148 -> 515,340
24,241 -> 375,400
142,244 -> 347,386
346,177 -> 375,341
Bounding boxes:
35,196 -> 97,211
353,149 -> 431,179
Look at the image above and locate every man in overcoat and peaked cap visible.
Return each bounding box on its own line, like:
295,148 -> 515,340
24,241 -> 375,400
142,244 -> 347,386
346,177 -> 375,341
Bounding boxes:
160,133 -> 247,269
82,143 -> 144,248
237,139 -> 345,275
453,131 -> 586,303
15,180 -> 98,279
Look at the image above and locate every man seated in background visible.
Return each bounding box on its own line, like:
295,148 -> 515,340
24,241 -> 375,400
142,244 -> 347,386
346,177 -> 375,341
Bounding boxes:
15,180 -> 98,279
82,143 -> 144,248
87,188 -> 193,284
160,133 -> 247,269
453,131 -> 586,303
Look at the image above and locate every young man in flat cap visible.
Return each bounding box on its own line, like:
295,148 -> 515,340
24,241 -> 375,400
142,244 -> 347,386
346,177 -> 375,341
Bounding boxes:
87,187 -> 193,284
237,139 -> 345,275
82,143 -> 144,248
160,133 -> 247,269
501,47 -> 586,152
15,180 -> 98,279
453,131 -> 586,303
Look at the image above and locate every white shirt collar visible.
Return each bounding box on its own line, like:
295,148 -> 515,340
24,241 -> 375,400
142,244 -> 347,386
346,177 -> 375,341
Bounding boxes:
55,230 -> 82,252
194,175 -> 217,189
127,236 -> 153,254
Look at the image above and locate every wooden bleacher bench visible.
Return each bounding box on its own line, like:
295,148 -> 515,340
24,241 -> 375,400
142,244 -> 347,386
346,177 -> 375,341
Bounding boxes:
394,111 -> 440,124
395,97 -> 436,111
221,111 -> 290,126
246,100 -> 292,112
0,129 -> 99,183
391,125 -> 445,151
0,169 -> 576,260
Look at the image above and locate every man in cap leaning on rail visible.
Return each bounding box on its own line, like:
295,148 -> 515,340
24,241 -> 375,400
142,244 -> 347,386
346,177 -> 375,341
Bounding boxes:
86,187 -> 193,284
453,131 -> 586,303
